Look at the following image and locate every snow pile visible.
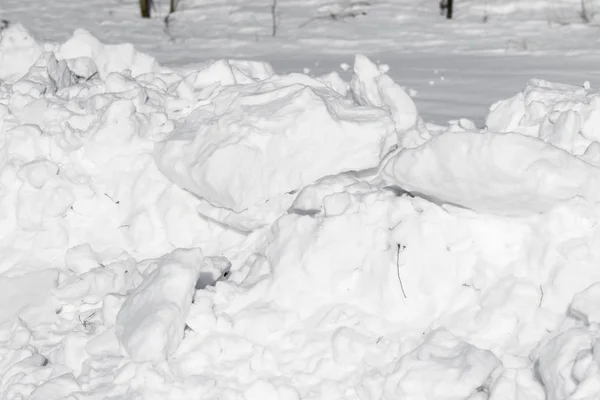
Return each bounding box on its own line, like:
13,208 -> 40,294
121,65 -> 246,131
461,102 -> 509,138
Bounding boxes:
4,23 -> 600,400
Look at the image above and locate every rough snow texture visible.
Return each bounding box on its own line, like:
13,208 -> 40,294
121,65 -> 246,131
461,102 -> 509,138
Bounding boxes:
486,79 -> 600,158
4,24 -> 600,400
154,55 -> 401,229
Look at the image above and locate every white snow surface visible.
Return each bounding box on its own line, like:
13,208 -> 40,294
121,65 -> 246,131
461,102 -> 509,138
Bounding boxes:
4,24 -> 600,400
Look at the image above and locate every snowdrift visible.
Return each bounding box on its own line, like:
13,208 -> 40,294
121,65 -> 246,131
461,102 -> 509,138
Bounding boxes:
2,23 -> 600,399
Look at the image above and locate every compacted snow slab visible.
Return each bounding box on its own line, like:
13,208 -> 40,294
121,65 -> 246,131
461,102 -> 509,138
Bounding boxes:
383,130 -> 600,216
155,81 -> 396,212
5,23 -> 600,400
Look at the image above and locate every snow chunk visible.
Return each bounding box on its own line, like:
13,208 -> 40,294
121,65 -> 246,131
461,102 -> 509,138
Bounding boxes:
0,24 -> 43,83
183,59 -> 274,89
18,52 -> 77,93
570,283 -> 600,325
384,329 -> 501,398
155,62 -> 396,215
485,79 -> 598,156
115,248 -> 204,363
351,54 -> 419,132
290,172 -> 370,216
383,131 -> 600,215
56,29 -> 162,78
536,327 -> 597,400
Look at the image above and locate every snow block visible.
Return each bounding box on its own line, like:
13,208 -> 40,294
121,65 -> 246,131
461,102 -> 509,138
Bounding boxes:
155,62 -> 396,215
383,131 -> 600,215
115,248 -> 204,363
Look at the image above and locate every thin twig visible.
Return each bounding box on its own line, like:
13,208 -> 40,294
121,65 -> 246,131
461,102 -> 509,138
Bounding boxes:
104,193 -> 120,204
539,285 -> 544,307
396,244 -> 407,299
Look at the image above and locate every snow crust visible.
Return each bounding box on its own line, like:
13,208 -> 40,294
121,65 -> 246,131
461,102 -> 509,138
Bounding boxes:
3,23 -> 600,399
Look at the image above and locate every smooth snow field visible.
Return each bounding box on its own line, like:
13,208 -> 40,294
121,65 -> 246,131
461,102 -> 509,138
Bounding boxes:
4,0 -> 600,399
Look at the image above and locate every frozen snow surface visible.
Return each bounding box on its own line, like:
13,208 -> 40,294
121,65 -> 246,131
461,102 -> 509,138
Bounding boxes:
4,23 -> 600,400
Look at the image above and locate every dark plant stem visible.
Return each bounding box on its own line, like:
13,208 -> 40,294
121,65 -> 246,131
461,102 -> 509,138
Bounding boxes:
272,0 -> 278,36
